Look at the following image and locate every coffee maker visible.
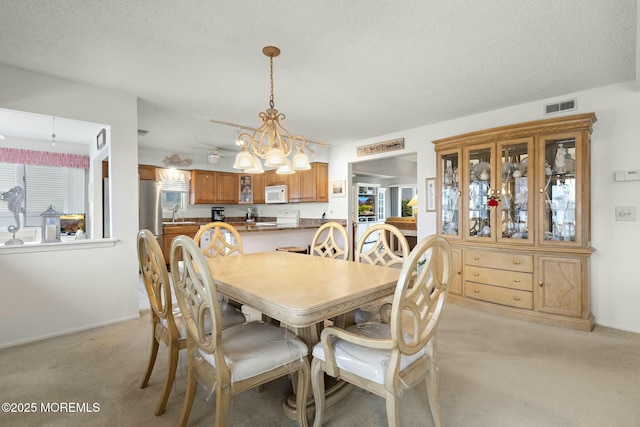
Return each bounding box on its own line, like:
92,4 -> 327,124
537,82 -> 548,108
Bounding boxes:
211,207 -> 225,222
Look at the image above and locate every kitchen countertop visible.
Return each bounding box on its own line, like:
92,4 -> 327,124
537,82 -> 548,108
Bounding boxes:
163,217 -> 346,233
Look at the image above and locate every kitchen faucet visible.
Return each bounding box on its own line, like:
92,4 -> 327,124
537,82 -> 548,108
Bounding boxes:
171,204 -> 179,222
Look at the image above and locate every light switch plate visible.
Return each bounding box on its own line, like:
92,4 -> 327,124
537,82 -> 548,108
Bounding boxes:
615,206 -> 637,221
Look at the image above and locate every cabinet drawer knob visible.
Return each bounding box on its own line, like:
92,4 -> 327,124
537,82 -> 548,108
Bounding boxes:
513,260 -> 520,265
513,279 -> 520,283
457,270 -> 462,275
473,273 -> 480,276
474,256 -> 480,260
474,289 -> 480,293
513,296 -> 521,301
538,282 -> 544,287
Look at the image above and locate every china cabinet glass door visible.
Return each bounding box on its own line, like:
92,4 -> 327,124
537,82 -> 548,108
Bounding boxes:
537,132 -> 582,246
438,150 -> 461,237
466,144 -> 495,240
496,138 -> 534,244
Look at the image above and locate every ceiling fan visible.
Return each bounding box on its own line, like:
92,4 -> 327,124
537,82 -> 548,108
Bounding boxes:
208,118 -> 331,147
206,147 -> 223,164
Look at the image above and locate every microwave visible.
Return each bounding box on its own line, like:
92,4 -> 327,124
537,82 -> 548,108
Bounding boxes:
265,185 -> 288,204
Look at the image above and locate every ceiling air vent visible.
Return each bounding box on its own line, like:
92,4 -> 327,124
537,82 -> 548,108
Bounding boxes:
544,99 -> 577,116
137,129 -> 149,136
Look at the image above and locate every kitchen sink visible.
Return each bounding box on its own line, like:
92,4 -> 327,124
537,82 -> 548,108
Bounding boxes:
163,221 -> 198,226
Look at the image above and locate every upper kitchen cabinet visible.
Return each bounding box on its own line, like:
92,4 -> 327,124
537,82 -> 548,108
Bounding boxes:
138,164 -> 157,180
216,172 -> 238,204
190,170 -> 217,204
432,113 -> 596,331
239,173 -> 266,204
265,169 -> 289,187
190,170 -> 238,204
288,162 -> 329,203
252,173 -> 266,204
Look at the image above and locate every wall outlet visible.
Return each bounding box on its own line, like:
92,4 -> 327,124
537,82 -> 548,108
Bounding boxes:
615,206 -> 637,221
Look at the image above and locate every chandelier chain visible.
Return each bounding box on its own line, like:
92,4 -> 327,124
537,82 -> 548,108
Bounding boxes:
269,56 -> 275,109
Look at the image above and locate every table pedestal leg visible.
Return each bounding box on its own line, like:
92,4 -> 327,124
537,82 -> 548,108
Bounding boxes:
283,379 -> 355,422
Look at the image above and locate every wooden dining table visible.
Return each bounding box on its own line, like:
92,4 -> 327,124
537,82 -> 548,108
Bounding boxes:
204,250 -> 402,419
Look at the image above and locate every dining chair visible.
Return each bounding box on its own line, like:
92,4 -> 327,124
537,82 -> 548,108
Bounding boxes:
310,235 -> 453,427
310,222 -> 349,260
137,229 -> 245,416
193,222 -> 243,257
354,223 -> 410,323
170,235 -> 310,427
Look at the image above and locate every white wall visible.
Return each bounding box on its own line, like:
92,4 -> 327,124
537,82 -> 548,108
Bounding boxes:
328,81 -> 640,333
0,64 -> 140,348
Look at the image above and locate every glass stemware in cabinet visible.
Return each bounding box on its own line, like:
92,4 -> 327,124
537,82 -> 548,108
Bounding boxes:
499,141 -> 531,241
441,153 -> 460,236
467,147 -> 492,238
542,137 -> 577,242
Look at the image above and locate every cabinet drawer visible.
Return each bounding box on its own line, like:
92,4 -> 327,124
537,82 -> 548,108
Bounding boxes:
464,281 -> 533,310
465,249 -> 533,273
464,266 -> 533,291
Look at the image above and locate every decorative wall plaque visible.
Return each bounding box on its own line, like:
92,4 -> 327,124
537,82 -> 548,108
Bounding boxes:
356,138 -> 404,157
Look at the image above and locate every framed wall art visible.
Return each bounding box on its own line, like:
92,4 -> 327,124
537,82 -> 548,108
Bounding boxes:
426,177 -> 436,212
96,128 -> 106,150
331,181 -> 346,197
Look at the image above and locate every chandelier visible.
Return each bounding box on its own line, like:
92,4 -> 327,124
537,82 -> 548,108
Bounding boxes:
232,46 -> 310,175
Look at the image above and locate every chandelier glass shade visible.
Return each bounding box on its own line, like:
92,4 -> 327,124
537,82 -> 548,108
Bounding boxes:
233,46 -> 311,174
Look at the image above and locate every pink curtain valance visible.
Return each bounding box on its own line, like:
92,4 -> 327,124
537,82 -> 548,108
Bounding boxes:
0,148 -> 89,169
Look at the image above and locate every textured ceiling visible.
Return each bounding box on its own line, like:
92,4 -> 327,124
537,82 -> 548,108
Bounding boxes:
0,0 -> 637,154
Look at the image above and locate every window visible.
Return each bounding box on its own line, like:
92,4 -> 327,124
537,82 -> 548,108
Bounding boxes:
158,169 -> 189,211
0,162 -> 86,228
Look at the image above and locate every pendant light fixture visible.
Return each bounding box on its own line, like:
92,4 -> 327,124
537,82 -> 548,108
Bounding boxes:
51,117 -> 56,147
233,46 -> 311,174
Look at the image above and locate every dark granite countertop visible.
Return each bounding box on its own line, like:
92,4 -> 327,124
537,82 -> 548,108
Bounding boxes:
163,217 -> 346,233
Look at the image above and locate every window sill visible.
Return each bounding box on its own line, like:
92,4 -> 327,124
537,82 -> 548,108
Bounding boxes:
0,238 -> 117,254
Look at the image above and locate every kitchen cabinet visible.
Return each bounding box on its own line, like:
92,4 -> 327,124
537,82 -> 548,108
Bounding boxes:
237,173 -> 266,204
190,170 -> 217,204
251,173 -> 266,204
216,172 -> 238,204
288,162 -> 328,203
138,164 -> 157,180
265,169 -> 288,187
432,113 -> 596,331
190,170 -> 237,204
161,223 -> 200,264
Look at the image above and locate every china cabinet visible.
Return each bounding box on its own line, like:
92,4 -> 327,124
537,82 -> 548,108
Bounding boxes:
433,113 -> 596,331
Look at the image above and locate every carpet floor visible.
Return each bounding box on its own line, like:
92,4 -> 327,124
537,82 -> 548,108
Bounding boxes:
1,303 -> 639,426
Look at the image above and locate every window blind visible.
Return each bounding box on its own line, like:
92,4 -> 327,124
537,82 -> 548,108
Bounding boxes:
25,165 -> 65,218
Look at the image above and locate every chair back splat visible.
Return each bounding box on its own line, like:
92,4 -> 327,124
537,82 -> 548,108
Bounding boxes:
356,223 -> 409,268
194,222 -> 243,257
310,222 -> 349,260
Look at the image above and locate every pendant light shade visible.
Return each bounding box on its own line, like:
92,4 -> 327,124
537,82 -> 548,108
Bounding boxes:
233,148 -> 254,169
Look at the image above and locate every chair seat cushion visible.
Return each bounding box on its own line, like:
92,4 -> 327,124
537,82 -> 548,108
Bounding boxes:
312,322 -> 426,385
161,302 -> 245,339
198,322 -> 308,382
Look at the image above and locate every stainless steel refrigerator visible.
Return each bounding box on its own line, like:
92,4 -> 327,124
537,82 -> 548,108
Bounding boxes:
139,180 -> 163,244
103,178 -> 162,241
